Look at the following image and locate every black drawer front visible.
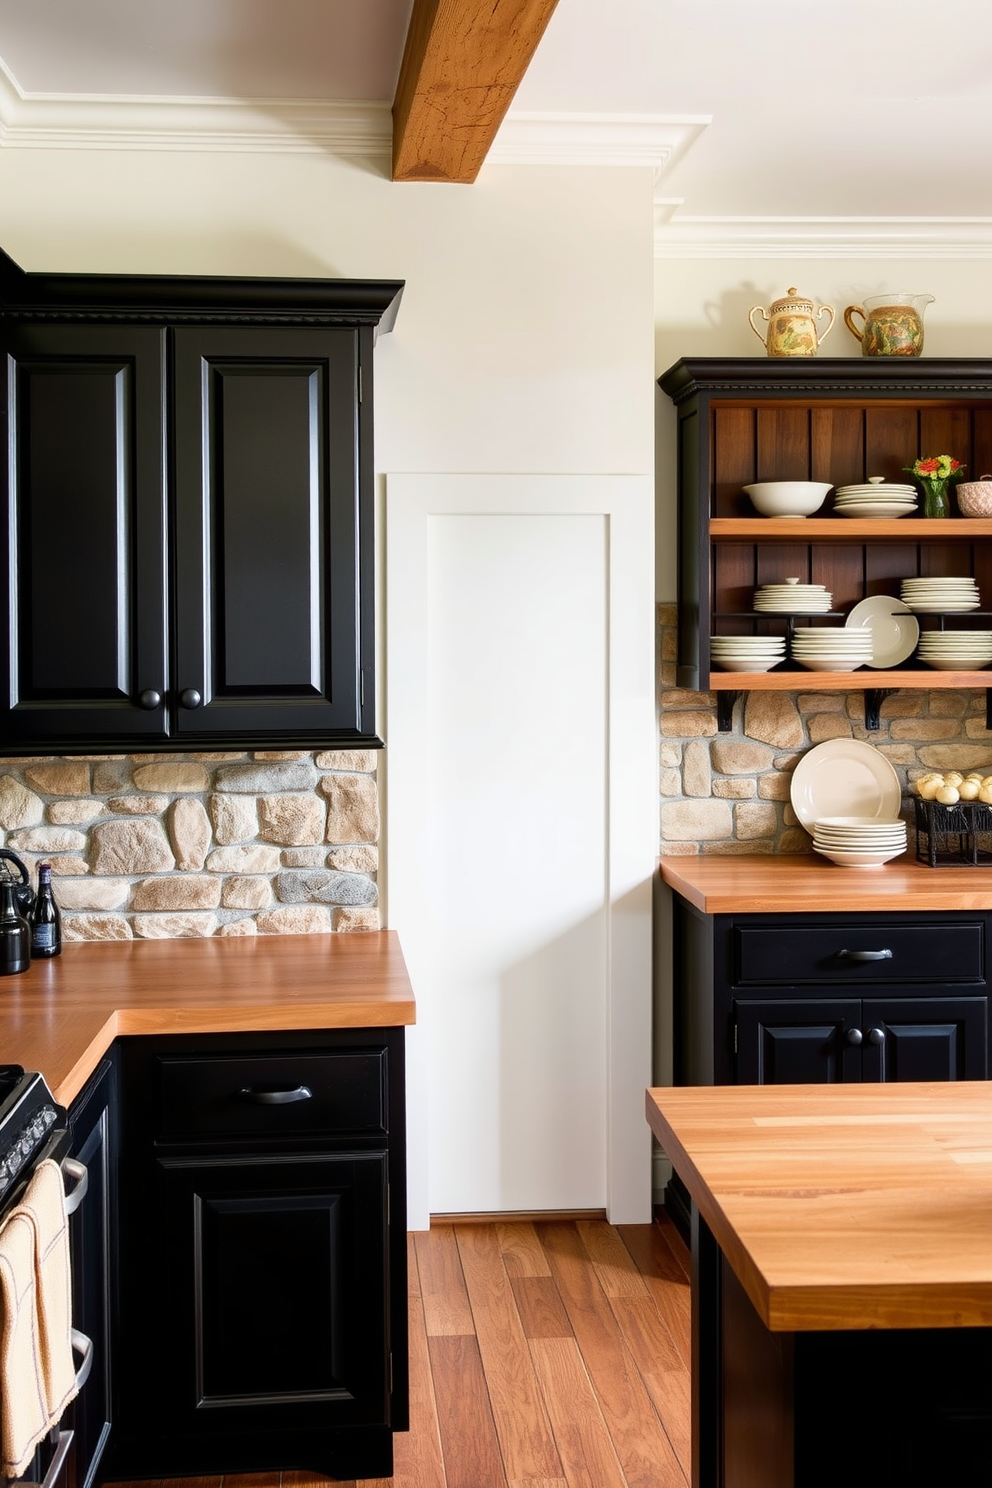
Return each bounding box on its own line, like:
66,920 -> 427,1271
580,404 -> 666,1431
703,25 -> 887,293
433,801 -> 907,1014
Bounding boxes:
735,922 -> 984,987
156,1050 -> 387,1141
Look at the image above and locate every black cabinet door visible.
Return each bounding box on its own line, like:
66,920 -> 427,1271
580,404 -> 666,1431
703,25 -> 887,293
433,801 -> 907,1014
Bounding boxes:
0,325 -> 169,746
172,326 -> 375,743
735,997 -> 864,1084
147,1150 -> 389,1442
67,1057 -> 117,1488
861,996 -> 989,1081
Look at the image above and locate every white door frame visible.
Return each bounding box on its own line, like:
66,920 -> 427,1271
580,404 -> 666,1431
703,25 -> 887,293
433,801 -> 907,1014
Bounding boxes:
384,473 -> 656,1227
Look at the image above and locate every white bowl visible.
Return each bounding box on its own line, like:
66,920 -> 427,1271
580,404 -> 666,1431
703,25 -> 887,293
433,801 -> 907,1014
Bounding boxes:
813,844 -> 907,868
743,481 -> 832,518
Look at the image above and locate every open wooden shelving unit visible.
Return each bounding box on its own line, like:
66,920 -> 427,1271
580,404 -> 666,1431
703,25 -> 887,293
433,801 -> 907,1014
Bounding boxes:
658,357 -> 992,730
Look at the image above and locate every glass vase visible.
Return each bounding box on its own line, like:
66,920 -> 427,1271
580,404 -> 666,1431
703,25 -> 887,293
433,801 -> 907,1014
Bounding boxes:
919,476 -> 950,518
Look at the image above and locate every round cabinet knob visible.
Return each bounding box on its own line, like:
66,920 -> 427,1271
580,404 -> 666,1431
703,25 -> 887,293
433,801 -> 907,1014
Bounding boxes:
868,1026 -> 886,1046
846,1027 -> 864,1046
180,688 -> 203,710
139,689 -> 162,710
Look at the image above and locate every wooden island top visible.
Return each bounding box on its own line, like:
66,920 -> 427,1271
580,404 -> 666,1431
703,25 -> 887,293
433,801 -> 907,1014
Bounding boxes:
660,852 -> 992,914
646,1081 -> 992,1334
0,931 -> 416,1105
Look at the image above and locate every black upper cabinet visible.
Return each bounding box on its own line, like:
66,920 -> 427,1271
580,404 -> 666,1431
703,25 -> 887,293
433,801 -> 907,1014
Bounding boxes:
0,252 -> 402,753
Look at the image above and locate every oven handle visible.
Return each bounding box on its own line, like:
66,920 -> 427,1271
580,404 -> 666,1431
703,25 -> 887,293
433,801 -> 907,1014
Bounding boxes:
18,1428 -> 74,1488
61,1157 -> 88,1216
70,1328 -> 93,1391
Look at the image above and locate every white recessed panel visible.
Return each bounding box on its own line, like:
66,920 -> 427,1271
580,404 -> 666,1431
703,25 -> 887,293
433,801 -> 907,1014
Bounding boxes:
425,511 -> 607,1212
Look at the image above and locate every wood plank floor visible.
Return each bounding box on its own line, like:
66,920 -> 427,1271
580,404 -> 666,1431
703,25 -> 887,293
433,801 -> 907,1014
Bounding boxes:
117,1214 -> 691,1488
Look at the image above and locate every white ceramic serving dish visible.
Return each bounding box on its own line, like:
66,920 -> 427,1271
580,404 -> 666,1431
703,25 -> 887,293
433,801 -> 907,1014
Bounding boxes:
844,596 -> 920,668
743,481 -> 832,517
812,844 -> 907,868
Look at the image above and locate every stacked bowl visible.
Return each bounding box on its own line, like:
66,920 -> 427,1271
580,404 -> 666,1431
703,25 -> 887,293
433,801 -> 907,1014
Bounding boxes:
790,628 -> 874,671
832,478 -> 918,519
900,576 -> 981,612
753,579 -> 832,614
709,635 -> 786,672
812,815 -> 908,868
915,629 -> 992,671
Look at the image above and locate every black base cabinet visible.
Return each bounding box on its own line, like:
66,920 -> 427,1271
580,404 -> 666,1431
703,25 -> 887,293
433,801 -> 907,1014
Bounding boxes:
667,898 -> 992,1229
105,1028 -> 407,1483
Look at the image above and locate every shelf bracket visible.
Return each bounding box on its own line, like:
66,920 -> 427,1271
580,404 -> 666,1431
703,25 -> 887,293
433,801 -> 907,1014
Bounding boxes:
986,689 -> 992,732
863,689 -> 893,731
716,691 -> 741,733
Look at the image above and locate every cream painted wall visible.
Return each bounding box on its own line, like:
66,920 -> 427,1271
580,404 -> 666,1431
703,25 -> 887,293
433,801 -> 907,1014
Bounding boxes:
0,150 -> 655,475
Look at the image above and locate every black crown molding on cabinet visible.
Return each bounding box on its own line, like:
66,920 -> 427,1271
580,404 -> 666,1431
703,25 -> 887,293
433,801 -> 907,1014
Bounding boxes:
658,356 -> 992,407
0,246 -> 404,333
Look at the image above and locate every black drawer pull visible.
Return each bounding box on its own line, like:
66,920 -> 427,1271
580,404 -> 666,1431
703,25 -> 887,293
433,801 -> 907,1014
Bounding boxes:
239,1085 -> 313,1105
837,948 -> 893,962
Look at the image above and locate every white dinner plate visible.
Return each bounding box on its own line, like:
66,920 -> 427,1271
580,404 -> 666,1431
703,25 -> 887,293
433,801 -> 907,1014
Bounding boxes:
844,596 -> 920,668
790,739 -> 902,831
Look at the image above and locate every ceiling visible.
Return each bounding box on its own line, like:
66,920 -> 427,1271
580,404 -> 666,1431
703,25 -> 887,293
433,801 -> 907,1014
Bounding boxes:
1,0 -> 991,256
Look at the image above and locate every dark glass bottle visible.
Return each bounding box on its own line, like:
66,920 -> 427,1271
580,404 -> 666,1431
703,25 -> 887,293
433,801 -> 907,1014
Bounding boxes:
0,880 -> 31,974
30,862 -> 62,958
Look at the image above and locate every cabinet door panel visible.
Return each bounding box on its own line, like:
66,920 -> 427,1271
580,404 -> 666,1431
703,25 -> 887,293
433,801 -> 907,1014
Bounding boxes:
0,325 -> 168,744
173,327 -> 373,741
153,1151 -> 388,1430
735,998 -> 862,1084
862,996 -> 989,1082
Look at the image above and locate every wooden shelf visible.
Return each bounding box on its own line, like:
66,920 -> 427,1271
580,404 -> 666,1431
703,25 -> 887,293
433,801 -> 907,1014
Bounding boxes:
707,668 -> 990,690
710,518 -> 992,540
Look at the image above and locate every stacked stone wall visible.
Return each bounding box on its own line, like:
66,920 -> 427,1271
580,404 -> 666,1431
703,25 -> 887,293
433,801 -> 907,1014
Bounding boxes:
0,749 -> 379,939
657,603 -> 992,855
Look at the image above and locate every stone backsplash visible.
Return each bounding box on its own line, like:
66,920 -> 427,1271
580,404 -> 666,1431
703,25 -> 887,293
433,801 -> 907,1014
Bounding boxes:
0,749 -> 379,939
657,602 -> 992,855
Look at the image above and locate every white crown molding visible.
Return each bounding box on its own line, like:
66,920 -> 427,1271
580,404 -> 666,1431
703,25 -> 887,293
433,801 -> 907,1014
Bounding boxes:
488,112 -> 711,177
655,214 -> 992,260
0,55 -> 393,155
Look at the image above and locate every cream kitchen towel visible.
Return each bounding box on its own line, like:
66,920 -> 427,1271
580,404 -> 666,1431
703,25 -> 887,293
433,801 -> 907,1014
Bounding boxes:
0,1206 -> 50,1478
16,1160 -> 78,1426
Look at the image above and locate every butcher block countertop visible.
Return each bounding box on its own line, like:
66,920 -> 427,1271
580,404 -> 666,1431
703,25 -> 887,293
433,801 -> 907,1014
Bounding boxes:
660,853 -> 992,914
0,931 -> 416,1106
646,1081 -> 992,1334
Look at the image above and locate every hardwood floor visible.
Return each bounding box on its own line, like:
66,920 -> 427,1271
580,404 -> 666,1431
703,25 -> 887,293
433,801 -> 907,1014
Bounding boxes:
121,1215 -> 692,1488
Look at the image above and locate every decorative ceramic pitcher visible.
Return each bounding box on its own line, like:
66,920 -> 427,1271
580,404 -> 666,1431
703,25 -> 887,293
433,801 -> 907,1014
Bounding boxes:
748,287 -> 836,357
843,293 -> 934,357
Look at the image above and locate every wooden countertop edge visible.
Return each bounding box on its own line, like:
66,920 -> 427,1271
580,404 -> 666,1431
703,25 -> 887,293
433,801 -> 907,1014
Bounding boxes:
658,855 -> 992,914
646,1087 -> 992,1332
0,931 -> 417,1107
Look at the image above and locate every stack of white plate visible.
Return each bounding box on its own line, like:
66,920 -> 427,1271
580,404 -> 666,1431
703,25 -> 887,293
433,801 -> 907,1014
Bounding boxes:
709,636 -> 786,672
900,576 -> 981,612
753,579 -> 833,614
790,628 -> 874,671
811,815 -> 908,868
833,478 -> 918,519
915,629 -> 992,670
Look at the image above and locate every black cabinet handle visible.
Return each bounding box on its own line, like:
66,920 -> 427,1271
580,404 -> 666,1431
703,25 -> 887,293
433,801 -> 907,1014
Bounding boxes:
867,1026 -> 886,1046
180,688 -> 203,710
846,1027 -> 863,1046
239,1085 -> 313,1105
837,948 -> 893,962
139,689 -> 162,710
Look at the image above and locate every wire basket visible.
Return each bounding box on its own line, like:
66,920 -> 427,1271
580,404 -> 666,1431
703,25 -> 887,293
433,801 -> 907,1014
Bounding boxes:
914,797 -> 992,866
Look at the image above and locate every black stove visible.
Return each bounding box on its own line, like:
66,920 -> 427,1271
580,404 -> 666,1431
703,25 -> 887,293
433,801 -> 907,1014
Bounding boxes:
0,1063 -> 66,1209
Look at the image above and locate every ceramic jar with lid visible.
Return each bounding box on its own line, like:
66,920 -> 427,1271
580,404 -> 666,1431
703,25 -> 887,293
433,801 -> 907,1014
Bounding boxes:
748,287 -> 836,357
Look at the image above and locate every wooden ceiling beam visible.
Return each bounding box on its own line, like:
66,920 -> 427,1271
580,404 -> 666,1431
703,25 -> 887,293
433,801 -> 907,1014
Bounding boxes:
392,0 -> 559,183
